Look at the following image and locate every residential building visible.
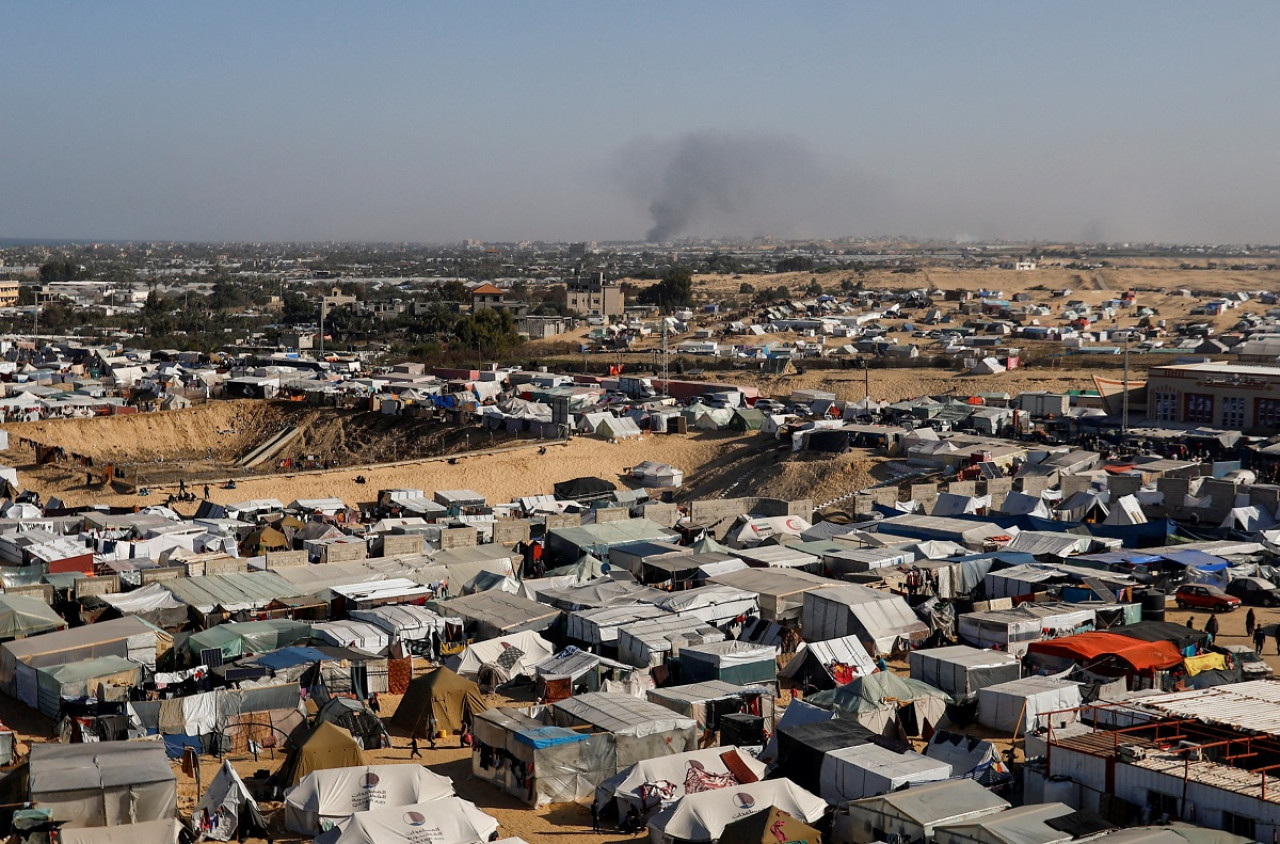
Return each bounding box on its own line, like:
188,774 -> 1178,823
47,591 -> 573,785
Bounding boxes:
1146,362 -> 1280,430
566,271 -> 623,318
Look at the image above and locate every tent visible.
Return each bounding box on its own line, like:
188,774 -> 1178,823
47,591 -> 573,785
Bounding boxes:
595,746 -> 767,818
820,743 -> 952,804
924,728 -> 1003,774
1025,632 -> 1183,675
720,805 -> 821,844
647,779 -> 826,844
29,742 -> 177,828
807,671 -> 951,737
908,644 -> 1021,700
311,620 -> 391,655
554,476 -> 618,501
192,759 -> 267,841
617,615 -> 724,669
547,692 -> 698,768
185,619 -> 312,660
958,603 -> 1096,657
274,721 -> 370,787
779,635 -> 878,690
802,584 -> 930,655
646,681 -> 776,736
438,591 -> 560,639
837,778 -> 1011,844
314,796 -> 499,844
284,763 -> 455,835
774,718 -> 880,795
632,461 -> 685,488
315,697 -> 390,751
760,698 -> 832,765
393,666 -> 490,738
978,676 -> 1082,734
677,640 -> 777,686
452,629 -> 555,684
60,820 -> 191,844
933,802 -> 1077,844
33,655 -> 142,717
0,594 -> 65,641
95,583 -> 188,630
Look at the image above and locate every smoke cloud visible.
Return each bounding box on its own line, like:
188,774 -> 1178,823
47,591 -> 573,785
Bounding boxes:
613,130 -> 866,242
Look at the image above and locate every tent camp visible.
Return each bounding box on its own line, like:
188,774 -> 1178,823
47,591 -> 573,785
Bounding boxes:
0,594 -> 65,641
909,644 -> 1021,700
274,721 -> 370,787
802,584 -> 930,654
647,779 -> 827,844
720,805 -> 821,844
646,680 -> 776,736
284,763 -> 455,835
452,629 -> 555,685
779,635 -> 878,691
820,743 -> 952,804
547,692 -> 698,768
836,778 -> 1011,844
29,742 -> 178,828
393,666 -> 490,738
808,671 -> 951,737
192,759 -> 267,841
313,796 -> 499,844
977,676 -> 1082,734
595,746 -> 767,818
677,640 -> 777,686
1,615 -> 169,700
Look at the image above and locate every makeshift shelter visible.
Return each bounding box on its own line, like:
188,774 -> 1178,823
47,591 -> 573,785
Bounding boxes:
617,615 -> 725,668
315,697 -> 390,750
29,741 -> 177,828
534,647 -> 634,698
274,721 -> 370,787
452,629 -> 555,685
774,718 -> 880,794
631,461 -> 685,488
836,778 -> 1011,844
95,583 -> 188,630
595,746 -> 767,818
802,584 -> 929,654
193,759 -> 267,841
438,591 -> 559,639
647,779 -> 827,844
647,680 -> 776,736
820,743 -> 952,804
393,666 -> 490,738
909,645 -> 1022,700
978,676 -> 1082,734
932,802 -> 1077,844
651,585 -> 759,627
32,655 -> 142,717
924,729 -> 1010,783
546,692 -> 698,768
677,640 -> 777,686
284,763 -> 455,835
0,594 -> 65,641
958,603 -> 1096,657
1025,632 -> 1182,677
553,476 -> 618,501
567,604 -> 669,651
720,805 -> 822,844
1,615 -> 169,699
807,671 -> 951,737
185,619 -> 312,661
59,820 -> 191,844
779,635 -> 878,690
313,796 -> 498,844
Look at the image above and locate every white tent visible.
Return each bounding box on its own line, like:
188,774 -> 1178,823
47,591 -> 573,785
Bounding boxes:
958,603 -> 1096,657
314,796 -> 498,844
29,742 -> 177,828
596,746 -> 767,817
999,491 -> 1053,519
192,759 -> 267,841
969,357 -> 1006,374
312,620 -> 392,655
909,644 -> 1022,700
285,763 -> 455,835
647,779 -> 826,844
837,778 -> 1011,844
802,584 -> 930,654
351,604 -> 455,644
1104,494 -> 1149,526
931,492 -> 991,516
819,743 -> 952,804
1221,505 -> 1275,532
729,515 -> 812,548
632,461 -> 684,488
779,635 -> 878,688
452,629 -> 555,681
978,676 -> 1082,734
924,729 -> 1010,780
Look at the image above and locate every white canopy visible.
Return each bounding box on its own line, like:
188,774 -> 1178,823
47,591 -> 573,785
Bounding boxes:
647,779 -> 826,843
597,746 -> 767,815
820,744 -> 952,804
192,759 -> 265,841
314,796 -> 498,844
452,629 -> 555,680
285,763 -> 455,835
978,676 -> 1082,734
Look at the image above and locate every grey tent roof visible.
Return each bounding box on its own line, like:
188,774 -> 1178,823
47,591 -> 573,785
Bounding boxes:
30,741 -> 174,793
0,594 -> 64,639
548,691 -> 696,737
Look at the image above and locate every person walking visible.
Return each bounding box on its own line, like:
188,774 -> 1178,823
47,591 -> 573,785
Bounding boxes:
1254,625 -> 1267,654
368,692 -> 381,716
1186,616 -> 1195,629
1246,608 -> 1257,639
1274,623 -> 1280,656
1204,613 -> 1219,645
409,735 -> 421,759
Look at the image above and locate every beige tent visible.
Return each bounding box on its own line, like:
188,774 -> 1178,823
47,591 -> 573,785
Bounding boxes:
394,666 -> 490,737
274,720 -> 369,786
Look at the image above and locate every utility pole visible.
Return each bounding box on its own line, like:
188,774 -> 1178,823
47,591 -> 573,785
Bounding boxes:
1122,330 -> 1130,435
319,297 -> 326,358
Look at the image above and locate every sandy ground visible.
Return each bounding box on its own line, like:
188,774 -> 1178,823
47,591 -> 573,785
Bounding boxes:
731,365 -> 1104,403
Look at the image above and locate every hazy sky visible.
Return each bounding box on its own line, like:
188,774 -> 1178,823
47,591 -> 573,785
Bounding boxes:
4,2 -> 1279,244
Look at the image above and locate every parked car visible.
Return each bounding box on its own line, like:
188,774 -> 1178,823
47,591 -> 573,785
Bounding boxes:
1219,644 -> 1275,679
1174,584 -> 1241,612
1225,576 -> 1280,607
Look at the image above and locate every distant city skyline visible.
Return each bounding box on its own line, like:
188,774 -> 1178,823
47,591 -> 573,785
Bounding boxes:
3,2 -> 1279,245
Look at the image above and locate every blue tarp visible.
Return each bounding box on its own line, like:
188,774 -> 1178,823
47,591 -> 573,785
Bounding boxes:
514,726 -> 591,749
872,506 -> 1174,549
254,646 -> 329,671
1077,551 -> 1162,566
1159,550 -> 1230,571
163,732 -> 203,758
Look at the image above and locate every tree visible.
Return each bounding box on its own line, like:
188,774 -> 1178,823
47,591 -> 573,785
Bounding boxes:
38,258 -> 88,282
738,282 -> 755,295
637,265 -> 694,309
805,279 -> 823,296
454,308 -> 521,358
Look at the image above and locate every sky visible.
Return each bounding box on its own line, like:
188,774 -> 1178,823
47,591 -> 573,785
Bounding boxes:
3,2 -> 1279,244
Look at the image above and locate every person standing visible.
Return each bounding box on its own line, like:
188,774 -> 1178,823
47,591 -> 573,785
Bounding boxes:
1255,625 -> 1268,654
590,797 -> 601,833
1204,613 -> 1219,644
1246,608 -> 1257,639
1186,616 -> 1195,630
410,735 -> 421,759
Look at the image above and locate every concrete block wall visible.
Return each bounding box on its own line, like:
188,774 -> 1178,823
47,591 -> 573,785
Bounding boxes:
382,534 -> 425,558
438,526 -> 478,550
1060,474 -> 1094,499
689,498 -> 755,530
947,480 -> 976,497
141,567 -> 184,585
266,550 -> 308,569
1248,484 -> 1280,514
204,556 -> 248,576
593,507 -> 630,524
6,583 -> 53,604
983,478 -> 1013,511
754,498 -> 815,524
492,519 -> 532,546
641,503 -> 680,527
75,575 -> 120,598
1019,476 -> 1050,497
324,541 -> 369,564
910,483 -> 939,508
543,513 -> 582,530
1106,475 -> 1142,498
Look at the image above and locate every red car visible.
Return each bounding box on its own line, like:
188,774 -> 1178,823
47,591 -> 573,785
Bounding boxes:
1174,584 -> 1241,612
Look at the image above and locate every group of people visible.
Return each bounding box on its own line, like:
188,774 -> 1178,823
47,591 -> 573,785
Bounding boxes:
1189,606 -> 1280,655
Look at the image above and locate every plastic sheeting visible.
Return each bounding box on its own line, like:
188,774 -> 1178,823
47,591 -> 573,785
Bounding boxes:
802,584 -> 929,654
647,779 -> 826,844
193,759 -> 267,841
596,746 -> 767,816
314,796 -> 498,844
284,764 -> 455,835
909,644 -> 1022,700
820,743 -> 951,804
29,742 -> 177,828
977,676 -> 1082,734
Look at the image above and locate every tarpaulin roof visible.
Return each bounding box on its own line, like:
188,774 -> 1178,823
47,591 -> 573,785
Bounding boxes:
552,476 -> 617,501
648,779 -> 827,843
1027,632 -> 1183,671
0,594 -> 64,640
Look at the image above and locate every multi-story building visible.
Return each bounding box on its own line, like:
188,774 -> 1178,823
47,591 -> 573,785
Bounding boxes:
0,280 -> 19,307
1146,362 -> 1280,431
566,271 -> 622,318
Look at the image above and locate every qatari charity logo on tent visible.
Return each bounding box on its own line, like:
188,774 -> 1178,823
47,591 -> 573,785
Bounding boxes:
403,811 -> 426,827
361,773 -> 381,789
732,792 -> 756,811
